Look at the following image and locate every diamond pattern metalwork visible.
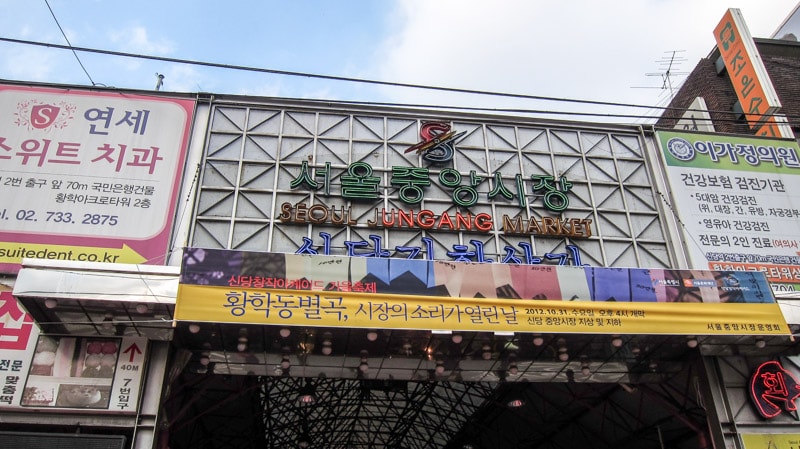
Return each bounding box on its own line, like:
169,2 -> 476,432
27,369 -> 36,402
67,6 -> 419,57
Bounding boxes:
192,102 -> 675,274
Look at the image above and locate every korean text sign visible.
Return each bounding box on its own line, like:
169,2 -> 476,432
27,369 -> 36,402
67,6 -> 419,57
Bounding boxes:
714,8 -> 781,127
0,291 -> 39,407
658,130 -> 800,293
175,248 -> 789,336
0,84 -> 195,273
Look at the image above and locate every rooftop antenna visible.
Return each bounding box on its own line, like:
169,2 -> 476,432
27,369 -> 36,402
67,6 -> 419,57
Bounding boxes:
656,50 -> 687,97
631,50 -> 688,100
648,50 -> 688,98
629,50 -> 690,123
155,73 -> 165,91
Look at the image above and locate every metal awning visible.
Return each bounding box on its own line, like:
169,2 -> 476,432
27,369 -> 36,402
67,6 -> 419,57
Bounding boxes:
13,258 -> 178,340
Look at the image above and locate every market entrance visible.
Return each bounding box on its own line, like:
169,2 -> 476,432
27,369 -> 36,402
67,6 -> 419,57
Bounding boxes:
164,327 -> 712,449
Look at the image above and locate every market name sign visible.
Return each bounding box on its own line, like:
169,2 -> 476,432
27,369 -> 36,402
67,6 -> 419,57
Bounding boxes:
285,158 -> 592,239
279,203 -> 593,238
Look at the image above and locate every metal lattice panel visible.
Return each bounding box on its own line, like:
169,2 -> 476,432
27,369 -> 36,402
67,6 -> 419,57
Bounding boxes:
191,102 -> 673,269
164,364 -> 710,449
259,379 -> 494,449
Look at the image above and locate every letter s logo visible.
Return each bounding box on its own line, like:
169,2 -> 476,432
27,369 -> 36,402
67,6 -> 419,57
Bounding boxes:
30,104 -> 61,129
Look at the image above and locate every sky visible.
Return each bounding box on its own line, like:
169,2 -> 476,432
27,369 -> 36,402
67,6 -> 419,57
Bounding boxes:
0,0 -> 798,123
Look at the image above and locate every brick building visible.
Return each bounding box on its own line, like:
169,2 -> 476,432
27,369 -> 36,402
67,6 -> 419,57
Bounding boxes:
657,31 -> 800,138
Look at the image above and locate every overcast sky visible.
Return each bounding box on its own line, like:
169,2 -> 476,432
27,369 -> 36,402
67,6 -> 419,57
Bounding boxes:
0,0 -> 797,123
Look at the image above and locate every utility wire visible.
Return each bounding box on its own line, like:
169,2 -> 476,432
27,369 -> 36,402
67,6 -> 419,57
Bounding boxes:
43,0 -> 96,86
321,98 -> 800,127
0,36 -> 693,114
2,36 -> 799,127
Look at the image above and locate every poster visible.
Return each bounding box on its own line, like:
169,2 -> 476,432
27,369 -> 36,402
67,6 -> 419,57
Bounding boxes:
19,335 -> 146,412
1,290 -> 146,413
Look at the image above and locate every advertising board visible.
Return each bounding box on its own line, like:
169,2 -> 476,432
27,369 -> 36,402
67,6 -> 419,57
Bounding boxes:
658,130 -> 800,293
714,8 -> 782,127
0,84 -> 194,273
176,248 -> 788,336
0,290 -> 147,413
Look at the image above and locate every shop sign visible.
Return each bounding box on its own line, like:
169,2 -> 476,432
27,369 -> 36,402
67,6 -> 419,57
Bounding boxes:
0,291 -> 39,408
293,232 -> 587,266
16,335 -> 147,413
714,9 -> 781,127
289,160 -> 576,213
0,84 -> 195,273
1,294 -> 146,414
285,121 -> 592,243
280,202 -> 592,239
0,291 -> 35,351
657,131 -> 800,293
749,360 -> 800,419
742,433 -> 800,448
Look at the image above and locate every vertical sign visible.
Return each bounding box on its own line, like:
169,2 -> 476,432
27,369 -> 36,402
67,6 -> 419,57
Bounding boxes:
0,291 -> 39,408
110,337 -> 146,412
714,8 -> 782,127
0,84 -> 195,273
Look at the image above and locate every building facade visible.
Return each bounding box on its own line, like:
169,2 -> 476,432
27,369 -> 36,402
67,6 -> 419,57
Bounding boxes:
658,9 -> 800,139
1,20 -> 800,446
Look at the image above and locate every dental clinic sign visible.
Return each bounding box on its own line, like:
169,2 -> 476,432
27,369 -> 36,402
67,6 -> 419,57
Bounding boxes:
0,84 -> 195,273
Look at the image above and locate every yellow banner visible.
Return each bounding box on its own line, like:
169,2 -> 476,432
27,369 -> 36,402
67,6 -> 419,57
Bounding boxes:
175,284 -> 789,335
742,434 -> 800,449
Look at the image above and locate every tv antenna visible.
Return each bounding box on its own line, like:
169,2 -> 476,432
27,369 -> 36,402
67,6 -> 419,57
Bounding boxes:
632,50 -> 689,100
654,50 -> 688,96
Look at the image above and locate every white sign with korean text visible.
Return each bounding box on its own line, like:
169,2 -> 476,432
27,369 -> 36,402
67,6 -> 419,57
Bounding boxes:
0,84 -> 194,272
658,131 -> 800,293
109,337 -> 147,412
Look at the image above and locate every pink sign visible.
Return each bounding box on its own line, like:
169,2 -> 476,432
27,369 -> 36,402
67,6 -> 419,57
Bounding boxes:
0,291 -> 38,407
0,84 -> 195,272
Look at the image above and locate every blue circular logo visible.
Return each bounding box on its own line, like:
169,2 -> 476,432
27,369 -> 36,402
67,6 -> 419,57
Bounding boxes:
666,137 -> 695,161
